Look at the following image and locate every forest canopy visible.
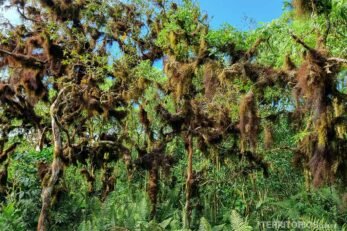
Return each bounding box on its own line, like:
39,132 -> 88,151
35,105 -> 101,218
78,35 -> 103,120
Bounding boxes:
0,0 -> 346,230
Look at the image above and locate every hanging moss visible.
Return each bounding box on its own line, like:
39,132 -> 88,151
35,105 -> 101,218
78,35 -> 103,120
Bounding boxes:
292,0 -> 313,17
263,123 -> 274,150
239,91 -> 259,152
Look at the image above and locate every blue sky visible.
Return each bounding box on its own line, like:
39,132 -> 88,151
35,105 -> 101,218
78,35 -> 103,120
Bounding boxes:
1,1 -> 285,29
198,0 -> 285,29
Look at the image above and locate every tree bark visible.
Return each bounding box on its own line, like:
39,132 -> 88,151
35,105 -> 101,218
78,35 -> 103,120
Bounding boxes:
184,134 -> 193,228
36,127 -> 47,152
37,90 -> 65,231
149,166 -> 159,219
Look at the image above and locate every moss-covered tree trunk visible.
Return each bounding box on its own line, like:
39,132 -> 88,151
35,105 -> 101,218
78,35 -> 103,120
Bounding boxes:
37,90 -> 65,231
184,134 -> 193,228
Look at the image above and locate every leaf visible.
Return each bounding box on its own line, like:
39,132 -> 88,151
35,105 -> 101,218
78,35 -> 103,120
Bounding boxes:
199,217 -> 212,231
212,224 -> 226,231
159,217 -> 172,229
230,210 -> 252,231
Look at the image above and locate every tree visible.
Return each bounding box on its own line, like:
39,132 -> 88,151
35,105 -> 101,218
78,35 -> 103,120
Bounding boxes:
0,0 -> 346,230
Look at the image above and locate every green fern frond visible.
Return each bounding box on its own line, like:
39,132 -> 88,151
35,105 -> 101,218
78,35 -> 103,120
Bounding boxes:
230,210 -> 252,231
301,216 -> 338,231
199,217 -> 212,231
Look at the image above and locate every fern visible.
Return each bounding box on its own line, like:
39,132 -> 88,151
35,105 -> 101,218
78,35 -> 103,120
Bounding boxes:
159,218 -> 172,229
230,210 -> 252,231
199,217 -> 212,231
301,216 -> 339,231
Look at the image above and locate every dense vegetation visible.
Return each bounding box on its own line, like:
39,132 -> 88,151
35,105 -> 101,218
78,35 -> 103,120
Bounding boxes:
0,0 -> 346,230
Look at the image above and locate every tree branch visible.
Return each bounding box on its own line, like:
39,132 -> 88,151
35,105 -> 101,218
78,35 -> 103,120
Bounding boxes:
0,48 -> 47,67
290,32 -> 314,52
327,57 -> 347,64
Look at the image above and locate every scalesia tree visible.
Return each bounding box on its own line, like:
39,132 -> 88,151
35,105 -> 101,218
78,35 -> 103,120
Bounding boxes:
0,0 -> 346,230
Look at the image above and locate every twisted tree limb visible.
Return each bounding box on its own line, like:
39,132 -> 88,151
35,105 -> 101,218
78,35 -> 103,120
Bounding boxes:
37,88 -> 68,231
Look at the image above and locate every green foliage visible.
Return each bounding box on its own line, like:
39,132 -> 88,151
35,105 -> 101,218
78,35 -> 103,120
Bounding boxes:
206,24 -> 247,56
0,202 -> 25,231
156,0 -> 204,59
300,216 -> 339,231
230,210 -> 252,231
134,60 -> 165,83
199,217 -> 212,231
0,0 -> 347,230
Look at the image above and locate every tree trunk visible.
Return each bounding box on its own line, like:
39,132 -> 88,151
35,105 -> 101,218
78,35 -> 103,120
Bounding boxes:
149,166 -> 159,219
37,90 -> 65,231
184,134 -> 193,228
36,127 -> 47,152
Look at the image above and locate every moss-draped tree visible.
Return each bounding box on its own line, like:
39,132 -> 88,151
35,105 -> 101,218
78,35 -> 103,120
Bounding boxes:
0,0 -> 346,229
